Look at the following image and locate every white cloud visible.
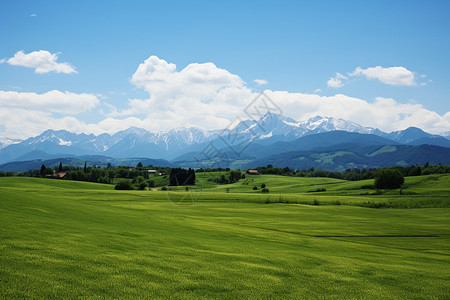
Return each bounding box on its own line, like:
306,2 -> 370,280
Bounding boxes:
131,55 -> 245,100
122,55 -> 252,130
327,73 -> 347,88
2,50 -> 77,74
254,79 -> 268,85
1,56 -> 448,139
0,90 -> 100,114
263,91 -> 450,134
327,66 -> 423,88
313,89 -> 321,93
350,66 -> 416,86
0,90 -> 101,139
30,13 -> 37,17
0,108 -> 89,139
104,56 -> 448,135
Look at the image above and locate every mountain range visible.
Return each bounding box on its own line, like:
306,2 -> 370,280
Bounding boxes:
1,114 -> 450,172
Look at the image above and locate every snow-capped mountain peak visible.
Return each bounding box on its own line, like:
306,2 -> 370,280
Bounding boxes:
0,138 -> 21,150
0,114 -> 446,165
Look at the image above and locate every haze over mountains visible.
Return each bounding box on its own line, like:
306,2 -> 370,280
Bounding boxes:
1,114 -> 450,172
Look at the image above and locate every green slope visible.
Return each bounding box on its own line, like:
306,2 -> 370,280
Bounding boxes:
0,177 -> 449,298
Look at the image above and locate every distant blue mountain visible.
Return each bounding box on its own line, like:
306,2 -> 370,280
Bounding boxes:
0,114 -> 448,170
0,155 -> 174,172
242,143 -> 450,171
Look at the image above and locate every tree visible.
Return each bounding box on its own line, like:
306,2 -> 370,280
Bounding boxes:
169,168 -> 195,186
229,170 -> 241,183
138,182 -> 147,190
137,162 -> 143,169
58,162 -> 63,172
115,180 -> 133,190
374,169 -> 404,189
43,168 -> 54,176
188,168 -> 196,185
40,164 -> 46,176
84,161 -> 87,173
133,176 -> 145,184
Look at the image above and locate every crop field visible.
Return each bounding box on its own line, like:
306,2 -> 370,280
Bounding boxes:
1,175 -> 449,298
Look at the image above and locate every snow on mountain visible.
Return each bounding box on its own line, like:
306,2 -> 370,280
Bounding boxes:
0,138 -> 21,149
227,113 -> 382,142
0,114 -> 447,165
297,115 -> 381,135
440,131 -> 450,140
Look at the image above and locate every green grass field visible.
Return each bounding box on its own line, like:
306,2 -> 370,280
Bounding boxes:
1,175 -> 449,298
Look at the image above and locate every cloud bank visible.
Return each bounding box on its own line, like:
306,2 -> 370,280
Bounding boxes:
0,90 -> 100,138
0,55 -> 448,139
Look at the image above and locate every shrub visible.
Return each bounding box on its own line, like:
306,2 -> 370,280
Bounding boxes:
261,188 -> 269,193
361,184 -> 375,189
133,176 -> 145,184
372,189 -> 382,195
261,183 -> 266,189
374,169 -> 404,189
253,186 -> 258,190
313,199 -> 319,205
307,188 -> 326,193
161,186 -> 168,191
115,180 -> 133,190
138,182 -> 147,190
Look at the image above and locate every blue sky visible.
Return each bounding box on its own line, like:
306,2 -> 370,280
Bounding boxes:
1,0 -> 449,139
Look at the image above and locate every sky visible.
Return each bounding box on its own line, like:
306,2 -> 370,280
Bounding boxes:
1,0 -> 449,139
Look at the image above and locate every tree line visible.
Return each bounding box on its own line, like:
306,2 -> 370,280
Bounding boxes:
252,163 -> 450,181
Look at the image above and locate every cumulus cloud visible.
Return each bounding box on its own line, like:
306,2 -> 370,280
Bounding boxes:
254,79 -> 268,86
122,56 -> 252,130
131,55 -> 245,99
2,50 -> 77,74
1,56 -> 448,139
102,56 -> 447,135
327,73 -> 347,88
350,66 -> 416,86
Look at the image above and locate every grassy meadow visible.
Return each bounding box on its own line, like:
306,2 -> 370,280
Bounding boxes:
1,175 -> 449,298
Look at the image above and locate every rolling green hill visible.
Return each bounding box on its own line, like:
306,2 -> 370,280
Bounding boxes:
1,176 -> 449,298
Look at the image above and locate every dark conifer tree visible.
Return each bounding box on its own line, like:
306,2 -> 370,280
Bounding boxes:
40,164 -> 46,176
